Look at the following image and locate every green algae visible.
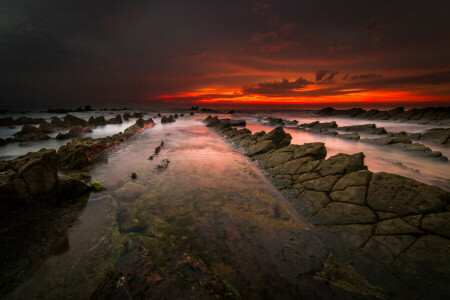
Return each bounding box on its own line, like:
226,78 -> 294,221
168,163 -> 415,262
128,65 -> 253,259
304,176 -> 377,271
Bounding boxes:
90,181 -> 106,192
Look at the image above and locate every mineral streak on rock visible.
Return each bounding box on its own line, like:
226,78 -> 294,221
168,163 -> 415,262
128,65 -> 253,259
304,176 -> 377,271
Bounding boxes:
58,118 -> 154,170
204,116 -> 450,299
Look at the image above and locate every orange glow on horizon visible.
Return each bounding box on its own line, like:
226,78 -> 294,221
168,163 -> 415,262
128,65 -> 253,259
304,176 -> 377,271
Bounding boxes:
157,87 -> 449,106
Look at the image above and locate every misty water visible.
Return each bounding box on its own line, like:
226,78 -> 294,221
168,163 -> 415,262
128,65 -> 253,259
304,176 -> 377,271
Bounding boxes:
2,110 -> 449,298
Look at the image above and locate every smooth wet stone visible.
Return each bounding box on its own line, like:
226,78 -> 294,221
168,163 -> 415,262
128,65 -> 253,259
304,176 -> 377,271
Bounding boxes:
301,175 -> 341,192
316,153 -> 366,176
332,170 -> 372,191
311,202 -> 376,225
367,172 -> 448,215
322,224 -> 374,249
375,218 -> 423,235
293,190 -> 331,218
330,186 -> 366,205
420,212 -> 450,238
115,182 -> 147,202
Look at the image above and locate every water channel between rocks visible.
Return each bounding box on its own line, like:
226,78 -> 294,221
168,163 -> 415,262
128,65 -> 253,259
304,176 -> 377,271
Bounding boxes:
9,120 -> 337,299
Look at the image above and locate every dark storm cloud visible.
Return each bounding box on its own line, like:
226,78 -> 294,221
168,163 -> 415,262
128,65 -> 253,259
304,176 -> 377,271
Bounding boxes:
243,77 -> 313,95
345,73 -> 384,81
0,0 -> 449,107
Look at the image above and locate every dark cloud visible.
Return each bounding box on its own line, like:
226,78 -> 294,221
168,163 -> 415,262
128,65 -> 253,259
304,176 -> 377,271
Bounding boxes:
346,73 -> 384,81
364,18 -> 391,33
315,70 -> 338,84
243,77 -> 313,95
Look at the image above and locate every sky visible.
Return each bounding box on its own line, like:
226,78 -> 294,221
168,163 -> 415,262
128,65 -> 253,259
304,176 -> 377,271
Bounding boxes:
1,0 -> 449,109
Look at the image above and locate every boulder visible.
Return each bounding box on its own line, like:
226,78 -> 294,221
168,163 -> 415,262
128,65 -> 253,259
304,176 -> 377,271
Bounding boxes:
57,137 -> 108,170
62,114 -> 88,127
259,127 -> 292,149
13,125 -> 50,142
89,116 -> 107,126
107,114 -> 123,124
38,122 -> 55,133
161,115 -> 176,123
419,128 -> 450,145
315,153 -> 366,176
57,174 -> 91,201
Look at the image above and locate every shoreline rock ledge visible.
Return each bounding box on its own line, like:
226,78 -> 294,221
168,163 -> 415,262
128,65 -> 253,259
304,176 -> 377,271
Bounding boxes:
204,115 -> 450,299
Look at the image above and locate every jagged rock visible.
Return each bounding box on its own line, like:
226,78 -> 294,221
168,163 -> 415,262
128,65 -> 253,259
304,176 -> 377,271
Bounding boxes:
299,121 -> 337,132
330,186 -> 367,205
311,202 -> 376,225
51,116 -> 64,127
123,112 -> 132,121
332,170 -> 372,190
315,153 -> 366,176
264,117 -> 284,126
420,212 -> 450,238
245,140 -> 275,156
259,127 -> 292,149
89,116 -> 107,126
107,114 -> 123,124
115,182 -> 147,201
155,159 -> 170,171
131,173 -> 137,179
0,116 -> 45,126
367,172 -> 449,215
270,157 -> 314,176
13,124 -> 50,142
56,126 -> 91,139
62,114 -> 88,127
375,218 -> 423,235
293,143 -> 327,160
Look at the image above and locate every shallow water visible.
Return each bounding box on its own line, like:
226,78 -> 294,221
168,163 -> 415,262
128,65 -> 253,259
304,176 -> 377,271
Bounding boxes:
9,120 -> 326,299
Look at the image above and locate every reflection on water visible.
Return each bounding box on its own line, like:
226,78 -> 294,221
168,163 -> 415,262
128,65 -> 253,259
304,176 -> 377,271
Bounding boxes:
9,120 -> 325,299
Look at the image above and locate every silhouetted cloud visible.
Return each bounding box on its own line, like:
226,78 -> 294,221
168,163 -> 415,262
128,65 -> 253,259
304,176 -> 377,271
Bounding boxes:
243,77 -> 313,95
315,70 -> 338,84
345,73 -> 384,81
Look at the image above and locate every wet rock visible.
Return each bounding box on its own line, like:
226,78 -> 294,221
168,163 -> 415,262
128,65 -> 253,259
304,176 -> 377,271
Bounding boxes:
132,112 -> 144,118
311,202 -> 377,225
374,218 -> 423,235
339,124 -> 387,135
367,172 -> 449,215
364,235 -> 417,259
0,138 -> 6,146
293,190 -> 331,218
155,159 -> 170,171
190,112 -> 194,115
50,116 -> 64,127
107,114 -> 123,124
245,140 -> 275,156
13,124 -> 50,142
339,133 -> 360,141
122,112 -> 131,121
362,136 -> 412,145
88,116 -> 107,126
57,174 -> 91,201
161,115 -> 176,123
420,212 -> 450,238
264,117 -> 285,126
332,170 -> 372,190
131,172 -> 137,180
38,121 -> 55,133
322,224 -> 374,249
56,126 -> 91,139
115,182 -> 147,201
259,127 -> 292,149
330,186 -> 367,205
301,175 -> 341,192
90,181 -> 106,192
58,137 -> 108,170
0,116 -> 45,126
299,121 -> 337,132
419,128 -> 450,145
315,152 -> 366,176
62,114 -> 88,127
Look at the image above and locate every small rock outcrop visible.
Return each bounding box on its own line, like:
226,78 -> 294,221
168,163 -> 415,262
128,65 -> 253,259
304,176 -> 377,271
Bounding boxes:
56,126 -> 92,139
0,149 -> 91,206
58,118 -> 154,170
161,115 -> 176,123
13,125 -> 50,142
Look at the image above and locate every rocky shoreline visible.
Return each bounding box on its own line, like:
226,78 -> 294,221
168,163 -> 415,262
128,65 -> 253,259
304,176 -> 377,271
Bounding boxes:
0,116 -> 156,297
205,115 -> 450,299
316,107 -> 450,126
